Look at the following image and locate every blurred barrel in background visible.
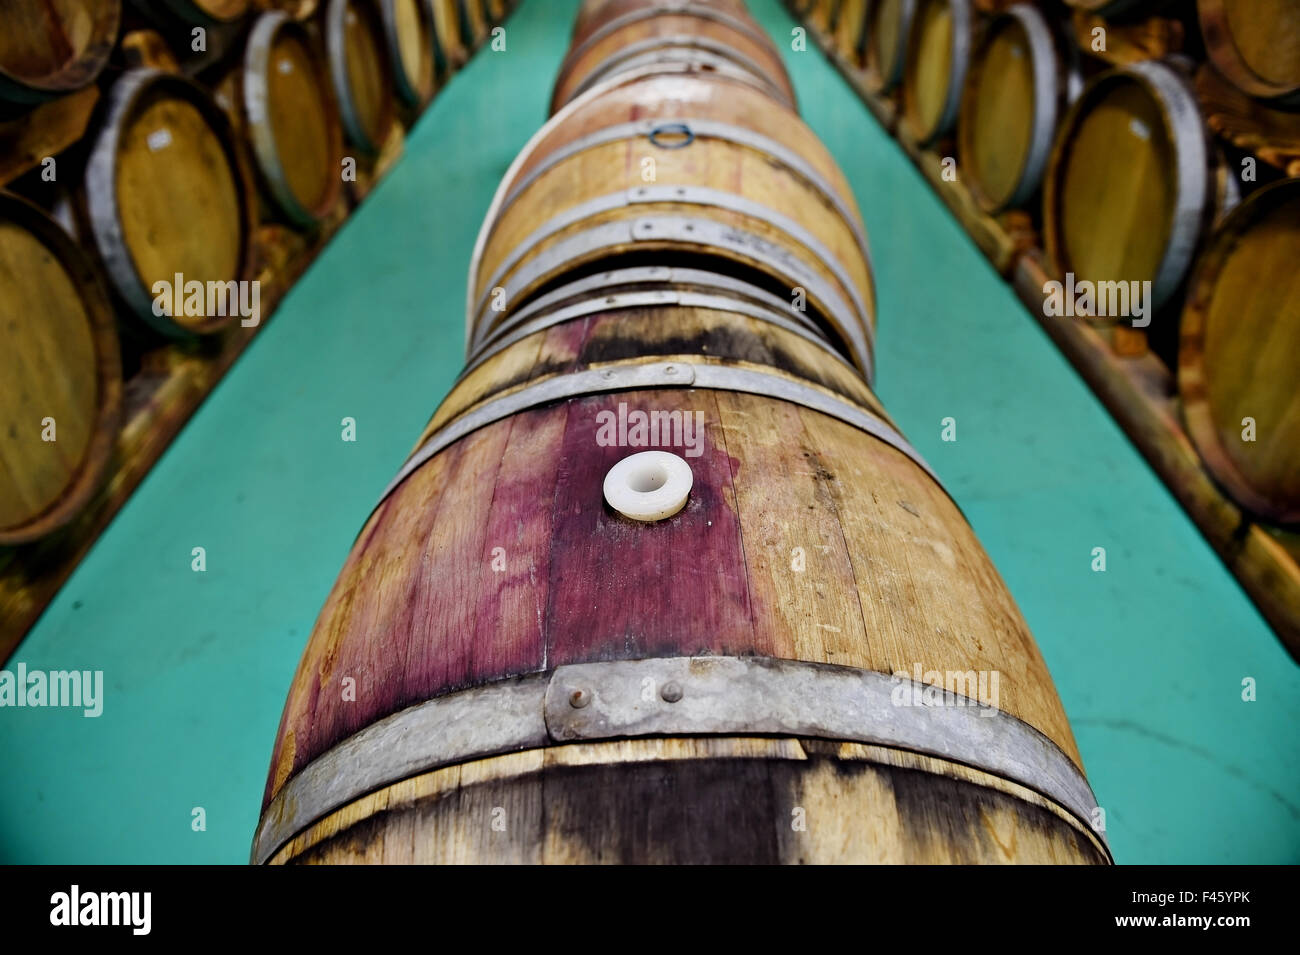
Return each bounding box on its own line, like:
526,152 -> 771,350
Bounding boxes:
0,193 -> 122,545
0,0 -> 122,105
958,3 -> 1080,212
324,0 -> 397,155
85,69 -> 255,336
1043,60 -> 1230,314
551,0 -> 795,111
834,0 -> 868,66
866,0 -> 915,93
140,0 -> 251,27
380,0 -> 437,106
900,0 -> 971,145
255,0 -> 1108,866
217,11 -> 344,225
1198,0 -> 1300,108
252,0 -> 320,17
1179,178 -> 1300,526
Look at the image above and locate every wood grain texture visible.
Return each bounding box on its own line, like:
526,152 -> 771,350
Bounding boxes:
0,0 -> 120,104
272,738 -> 1107,864
1199,0 -> 1300,104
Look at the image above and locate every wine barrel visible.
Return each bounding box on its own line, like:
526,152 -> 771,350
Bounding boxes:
865,0 -> 916,93
254,1 -> 1107,866
432,0 -> 470,68
85,69 -> 255,336
1199,0 -> 1300,108
324,0 -> 397,155
0,0 -> 121,105
1043,60 -> 1231,313
224,12 -> 344,225
550,0 -> 795,112
1063,0 -> 1171,17
957,3 -> 1081,212
467,70 -> 877,379
253,278 -> 1109,865
900,0 -> 971,146
458,0 -> 489,49
0,192 -> 122,545
380,0 -> 437,106
1178,179 -> 1300,526
834,0 -> 868,66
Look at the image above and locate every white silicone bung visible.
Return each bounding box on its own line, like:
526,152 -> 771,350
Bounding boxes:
603,451 -> 693,522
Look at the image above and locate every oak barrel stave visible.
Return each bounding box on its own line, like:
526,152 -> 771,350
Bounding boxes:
323,0 -> 397,155
0,0 -> 122,104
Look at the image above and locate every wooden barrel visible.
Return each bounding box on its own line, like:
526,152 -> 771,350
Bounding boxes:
550,0 -> 795,112
225,12 -> 344,225
84,69 -> 255,336
380,0 -> 437,106
254,2 -> 1107,866
1063,0 -> 1172,17
432,0 -> 469,69
458,0 -> 489,49
900,0 -> 971,146
254,271 -> 1109,864
0,192 -> 122,545
865,0 -> 916,93
957,3 -> 1080,212
1043,60 -> 1228,313
1178,179 -> 1300,526
0,0 -> 121,105
324,0 -> 397,155
834,0 -> 868,66
1199,0 -> 1300,108
467,70 -> 877,379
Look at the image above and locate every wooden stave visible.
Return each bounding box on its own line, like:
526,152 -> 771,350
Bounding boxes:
1042,59 -> 1222,313
83,68 -> 257,337
468,72 -> 874,366
379,0 -> 437,106
323,0 -> 397,156
550,13 -> 797,113
865,0 -> 917,93
241,11 -> 345,225
571,0 -> 762,48
0,192 -> 123,545
0,0 -> 122,105
1198,0 -> 1300,108
900,0 -> 973,147
957,2 -> 1082,213
1177,178 -> 1300,526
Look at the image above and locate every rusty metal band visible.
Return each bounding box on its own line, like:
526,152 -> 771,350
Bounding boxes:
481,118 -> 873,281
474,216 -> 875,378
563,36 -> 794,109
252,656 -> 1109,864
374,360 -> 926,516
563,3 -> 782,75
460,288 -> 850,385
472,265 -> 827,352
472,186 -> 874,358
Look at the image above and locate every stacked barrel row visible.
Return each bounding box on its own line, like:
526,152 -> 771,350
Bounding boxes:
0,0 -> 512,545
796,0 -> 1300,527
254,0 -> 1110,865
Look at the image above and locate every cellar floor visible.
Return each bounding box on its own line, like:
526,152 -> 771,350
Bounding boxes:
2,0 -> 1296,864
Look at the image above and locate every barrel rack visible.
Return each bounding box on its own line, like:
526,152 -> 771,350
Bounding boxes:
789,1 -> 1300,662
0,2 -> 514,665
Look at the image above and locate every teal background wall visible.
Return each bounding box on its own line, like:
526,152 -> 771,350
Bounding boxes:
2,0 -> 1296,864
